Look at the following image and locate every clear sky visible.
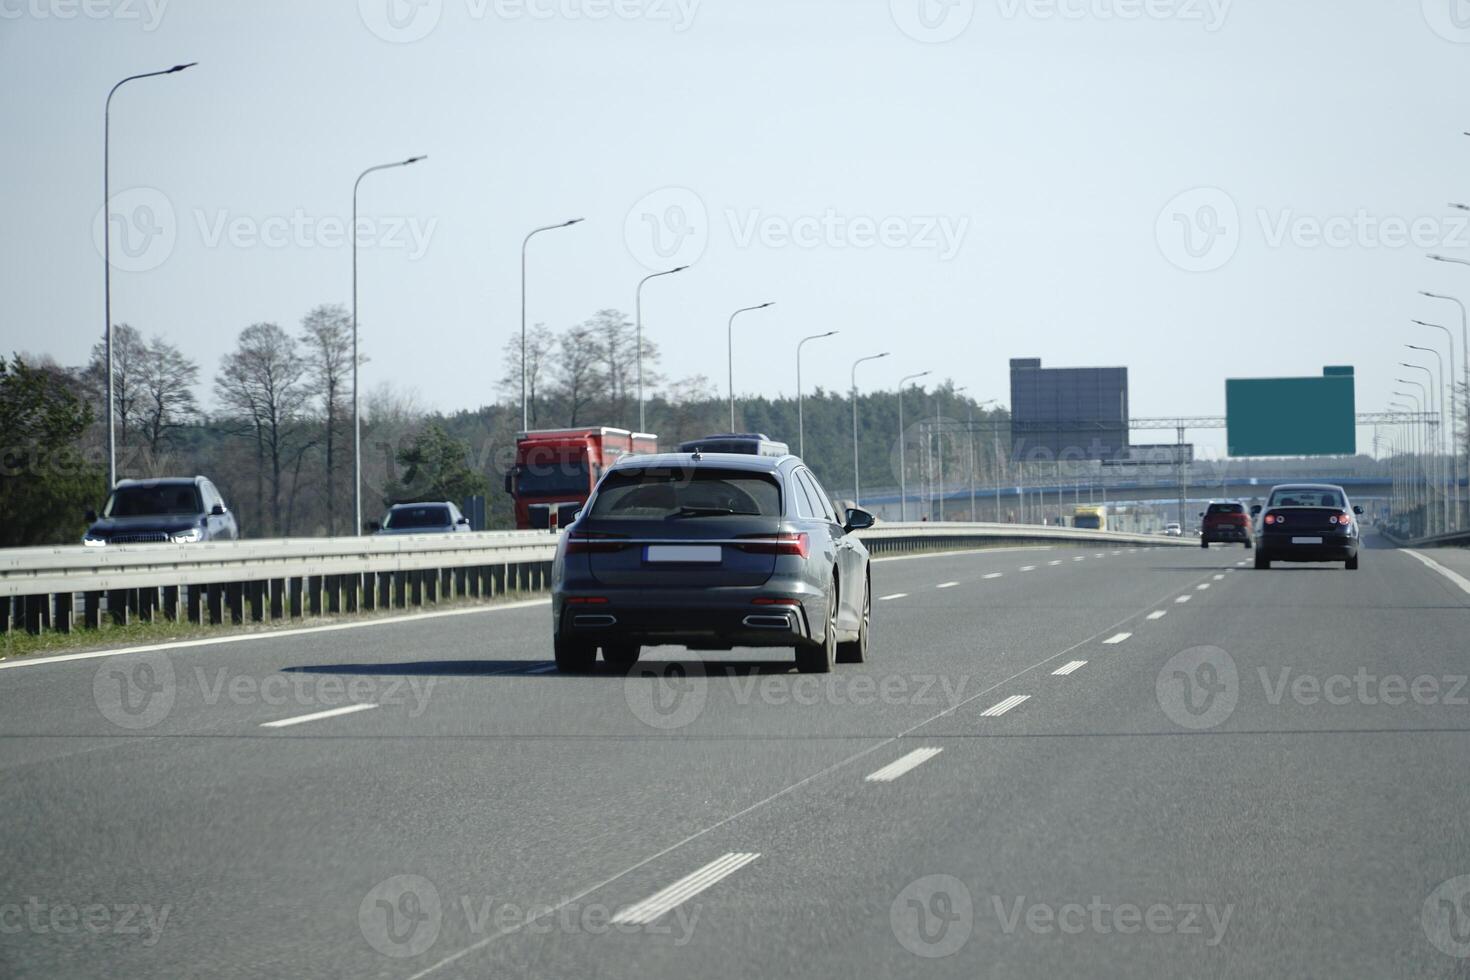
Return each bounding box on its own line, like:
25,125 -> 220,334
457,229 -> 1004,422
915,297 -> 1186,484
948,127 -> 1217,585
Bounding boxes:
2,0 -> 1468,456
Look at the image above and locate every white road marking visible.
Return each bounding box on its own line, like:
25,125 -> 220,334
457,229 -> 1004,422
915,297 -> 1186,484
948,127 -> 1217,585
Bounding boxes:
1111,550 -> 1123,556
983,572 -> 1003,580
937,582 -> 959,589
1102,632 -> 1131,645
1052,660 -> 1087,676
879,593 -> 908,601
1146,611 -> 1167,621
1196,583 -> 1210,591
1175,595 -> 1192,604
1405,549 -> 1470,598
1094,553 -> 1106,558
1072,556 -> 1086,562
1020,565 -> 1036,572
1048,560 -> 1064,566
865,747 -> 943,782
980,694 -> 1031,717
1212,574 -> 1225,581
1236,560 -> 1247,566
260,703 -> 377,728
611,853 -> 760,926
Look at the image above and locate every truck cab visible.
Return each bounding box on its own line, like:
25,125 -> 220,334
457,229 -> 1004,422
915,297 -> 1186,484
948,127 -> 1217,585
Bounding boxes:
506,427 -> 657,530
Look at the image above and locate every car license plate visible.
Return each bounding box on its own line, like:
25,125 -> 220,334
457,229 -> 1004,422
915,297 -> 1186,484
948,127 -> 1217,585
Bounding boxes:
1291,536 -> 1323,545
644,545 -> 722,564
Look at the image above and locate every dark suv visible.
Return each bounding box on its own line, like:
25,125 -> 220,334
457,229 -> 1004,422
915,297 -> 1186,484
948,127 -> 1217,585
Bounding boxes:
83,477 -> 239,545
1199,500 -> 1253,549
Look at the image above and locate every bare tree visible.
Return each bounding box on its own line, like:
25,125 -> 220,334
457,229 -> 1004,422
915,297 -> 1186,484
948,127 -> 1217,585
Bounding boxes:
497,323 -> 555,425
214,323 -> 311,536
137,336 -> 200,459
551,325 -> 603,426
84,322 -> 147,455
586,309 -> 657,426
299,303 -> 356,535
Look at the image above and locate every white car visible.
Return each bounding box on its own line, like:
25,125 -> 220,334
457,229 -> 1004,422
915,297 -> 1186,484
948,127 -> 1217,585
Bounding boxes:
1163,522 -> 1182,536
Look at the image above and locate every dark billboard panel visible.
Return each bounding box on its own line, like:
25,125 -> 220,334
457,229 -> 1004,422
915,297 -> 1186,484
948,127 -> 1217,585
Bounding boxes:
1226,367 -> 1356,457
1009,358 -> 1129,462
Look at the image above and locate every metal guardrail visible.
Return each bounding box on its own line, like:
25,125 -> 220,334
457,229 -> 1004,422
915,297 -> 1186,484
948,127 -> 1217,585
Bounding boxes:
1378,527 -> 1470,549
0,524 -> 1192,636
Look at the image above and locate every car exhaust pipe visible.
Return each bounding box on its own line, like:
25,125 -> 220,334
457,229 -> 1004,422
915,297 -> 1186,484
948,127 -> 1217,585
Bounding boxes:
573,614 -> 617,628
742,614 -> 792,629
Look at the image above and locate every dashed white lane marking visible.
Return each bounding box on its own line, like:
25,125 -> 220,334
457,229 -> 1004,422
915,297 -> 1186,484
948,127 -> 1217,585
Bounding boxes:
983,572 -> 1003,580
1072,557 -> 1086,562
611,853 -> 760,926
865,747 -> 944,783
1175,595 -> 1192,604
937,582 -> 959,589
1236,560 -> 1247,566
1102,632 -> 1132,645
1212,574 -> 1225,581
260,703 -> 377,728
1405,550 -> 1470,598
1052,660 -> 1087,676
1094,553 -> 1106,558
1196,583 -> 1211,591
1146,611 -> 1167,621
1020,565 -> 1037,572
980,694 -> 1031,717
1048,560 -> 1064,566
1111,550 -> 1123,556
879,593 -> 908,601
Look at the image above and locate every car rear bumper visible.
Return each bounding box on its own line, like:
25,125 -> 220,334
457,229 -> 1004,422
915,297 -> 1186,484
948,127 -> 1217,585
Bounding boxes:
1202,525 -> 1251,542
1258,531 -> 1357,562
553,584 -> 822,650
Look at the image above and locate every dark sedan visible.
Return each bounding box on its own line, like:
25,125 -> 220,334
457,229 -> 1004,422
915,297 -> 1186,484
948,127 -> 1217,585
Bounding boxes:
1253,483 -> 1362,570
550,452 -> 873,673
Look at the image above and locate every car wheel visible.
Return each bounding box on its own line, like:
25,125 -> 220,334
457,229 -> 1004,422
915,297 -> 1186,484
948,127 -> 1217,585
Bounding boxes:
1254,552 -> 1270,570
796,581 -> 837,674
1200,539 -> 1209,549
602,644 -> 641,671
836,575 -> 870,665
1345,554 -> 1359,570
1244,540 -> 1253,550
554,636 -> 597,672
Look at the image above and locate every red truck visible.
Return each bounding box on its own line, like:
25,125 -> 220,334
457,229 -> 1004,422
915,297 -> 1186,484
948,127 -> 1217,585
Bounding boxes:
505,427 -> 657,530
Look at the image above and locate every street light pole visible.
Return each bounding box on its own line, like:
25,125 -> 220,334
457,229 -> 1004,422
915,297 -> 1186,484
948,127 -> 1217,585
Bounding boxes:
850,353 -> 890,506
1423,280 -> 1470,524
1410,332 -> 1457,529
351,154 -> 426,536
795,330 -> 838,458
1401,365 -> 1441,531
103,62 -> 196,491
1398,380 -> 1432,532
521,218 -> 584,432
635,265 -> 688,432
727,302 -> 774,430
896,371 -> 930,521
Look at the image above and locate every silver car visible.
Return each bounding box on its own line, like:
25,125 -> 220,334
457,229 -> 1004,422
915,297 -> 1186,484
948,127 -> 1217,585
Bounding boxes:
551,452 -> 874,674
371,501 -> 472,535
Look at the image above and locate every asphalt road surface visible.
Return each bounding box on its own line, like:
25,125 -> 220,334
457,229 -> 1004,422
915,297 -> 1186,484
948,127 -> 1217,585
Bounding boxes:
4,536 -> 1470,978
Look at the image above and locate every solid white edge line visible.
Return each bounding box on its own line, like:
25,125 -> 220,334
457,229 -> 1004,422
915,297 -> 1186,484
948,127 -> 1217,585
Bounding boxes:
1405,549 -> 1470,597
259,703 -> 377,728
1102,632 -> 1131,644
611,853 -> 760,926
865,747 -> 944,782
0,598 -> 553,671
871,545 -> 1057,564
1051,660 -> 1087,676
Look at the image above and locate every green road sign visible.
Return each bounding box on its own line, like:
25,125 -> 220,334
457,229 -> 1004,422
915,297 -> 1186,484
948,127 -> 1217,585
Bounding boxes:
1226,368 -> 1356,457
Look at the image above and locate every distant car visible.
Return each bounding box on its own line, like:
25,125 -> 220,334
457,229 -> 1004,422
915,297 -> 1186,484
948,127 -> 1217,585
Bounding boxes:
1163,522 -> 1182,536
1199,500 -> 1253,549
83,477 -> 238,545
1252,483 -> 1362,570
371,501 -> 472,535
551,451 -> 874,674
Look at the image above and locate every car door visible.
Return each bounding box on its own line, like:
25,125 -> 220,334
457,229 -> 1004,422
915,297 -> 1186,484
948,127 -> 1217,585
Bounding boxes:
798,468 -> 858,629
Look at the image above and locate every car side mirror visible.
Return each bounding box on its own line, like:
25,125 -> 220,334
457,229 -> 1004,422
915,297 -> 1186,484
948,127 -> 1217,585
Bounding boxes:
457,516 -> 470,525
85,509 -> 97,524
844,507 -> 876,532
1250,505 -> 1262,515
503,472 -> 515,495
367,521 -> 381,533
1353,505 -> 1363,515
1197,512 -> 1204,518
211,503 -> 226,516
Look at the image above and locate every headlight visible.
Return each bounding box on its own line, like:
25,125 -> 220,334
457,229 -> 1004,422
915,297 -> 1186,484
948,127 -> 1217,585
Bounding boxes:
171,527 -> 204,543
82,535 -> 107,547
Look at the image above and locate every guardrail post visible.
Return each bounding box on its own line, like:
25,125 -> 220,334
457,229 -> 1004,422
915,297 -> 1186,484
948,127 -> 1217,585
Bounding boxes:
307,576 -> 323,616
227,582 -> 245,625
163,586 -> 179,622
492,564 -> 506,597
270,579 -> 285,620
346,576 -> 359,613
425,570 -> 439,605
206,584 -> 224,626
54,592 -> 73,634
0,596 -> 10,635
453,567 -> 467,599
359,573 -> 375,612
392,572 -> 405,608
326,575 -> 342,615
138,587 -> 158,624
289,578 -> 304,618
248,581 -> 266,622
107,589 -> 129,627
410,570 -> 424,607
377,572 -> 391,609
23,595 -> 46,634
186,585 -> 203,625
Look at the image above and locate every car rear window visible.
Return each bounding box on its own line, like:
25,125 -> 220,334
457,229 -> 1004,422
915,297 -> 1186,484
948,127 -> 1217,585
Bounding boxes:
384,505 -> 450,528
1207,503 -> 1244,514
589,468 -> 782,519
1268,489 -> 1343,509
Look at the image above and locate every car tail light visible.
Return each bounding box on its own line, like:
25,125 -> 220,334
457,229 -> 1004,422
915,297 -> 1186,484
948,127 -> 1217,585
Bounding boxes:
565,531 -> 629,554
566,596 -> 609,605
1330,512 -> 1352,525
1265,513 -> 1282,525
752,597 -> 801,606
735,532 -> 810,558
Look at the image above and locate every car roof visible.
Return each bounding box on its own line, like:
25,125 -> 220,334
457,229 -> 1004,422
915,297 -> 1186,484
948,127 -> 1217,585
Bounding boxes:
387,501 -> 454,509
1268,483 -> 1347,492
610,452 -> 792,473
114,477 -> 200,488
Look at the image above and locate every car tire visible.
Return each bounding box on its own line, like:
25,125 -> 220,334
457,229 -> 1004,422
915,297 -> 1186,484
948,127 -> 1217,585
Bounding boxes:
1200,539 -> 1209,549
1345,554 -> 1359,571
836,576 -> 870,665
554,636 -> 596,673
1254,552 -> 1270,570
601,644 -> 641,671
1244,540 -> 1253,549
796,582 -> 837,674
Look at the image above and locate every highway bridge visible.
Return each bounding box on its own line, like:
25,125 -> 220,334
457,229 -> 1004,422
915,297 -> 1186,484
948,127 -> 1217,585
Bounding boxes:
4,529 -> 1470,977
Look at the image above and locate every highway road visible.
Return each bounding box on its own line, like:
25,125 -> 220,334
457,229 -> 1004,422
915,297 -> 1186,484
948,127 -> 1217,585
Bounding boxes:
3,537 -> 1470,978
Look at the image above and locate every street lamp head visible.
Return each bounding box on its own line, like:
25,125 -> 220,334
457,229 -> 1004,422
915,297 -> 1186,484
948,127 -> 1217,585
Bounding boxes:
1451,203 -> 1470,212
758,302 -> 774,309
1406,345 -> 1431,353
671,265 -> 689,273
564,218 -> 585,227
403,155 -> 427,165
168,62 -> 197,72
822,330 -> 838,338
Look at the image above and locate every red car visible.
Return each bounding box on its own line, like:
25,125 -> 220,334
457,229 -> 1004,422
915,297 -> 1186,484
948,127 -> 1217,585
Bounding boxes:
1199,500 -> 1253,549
